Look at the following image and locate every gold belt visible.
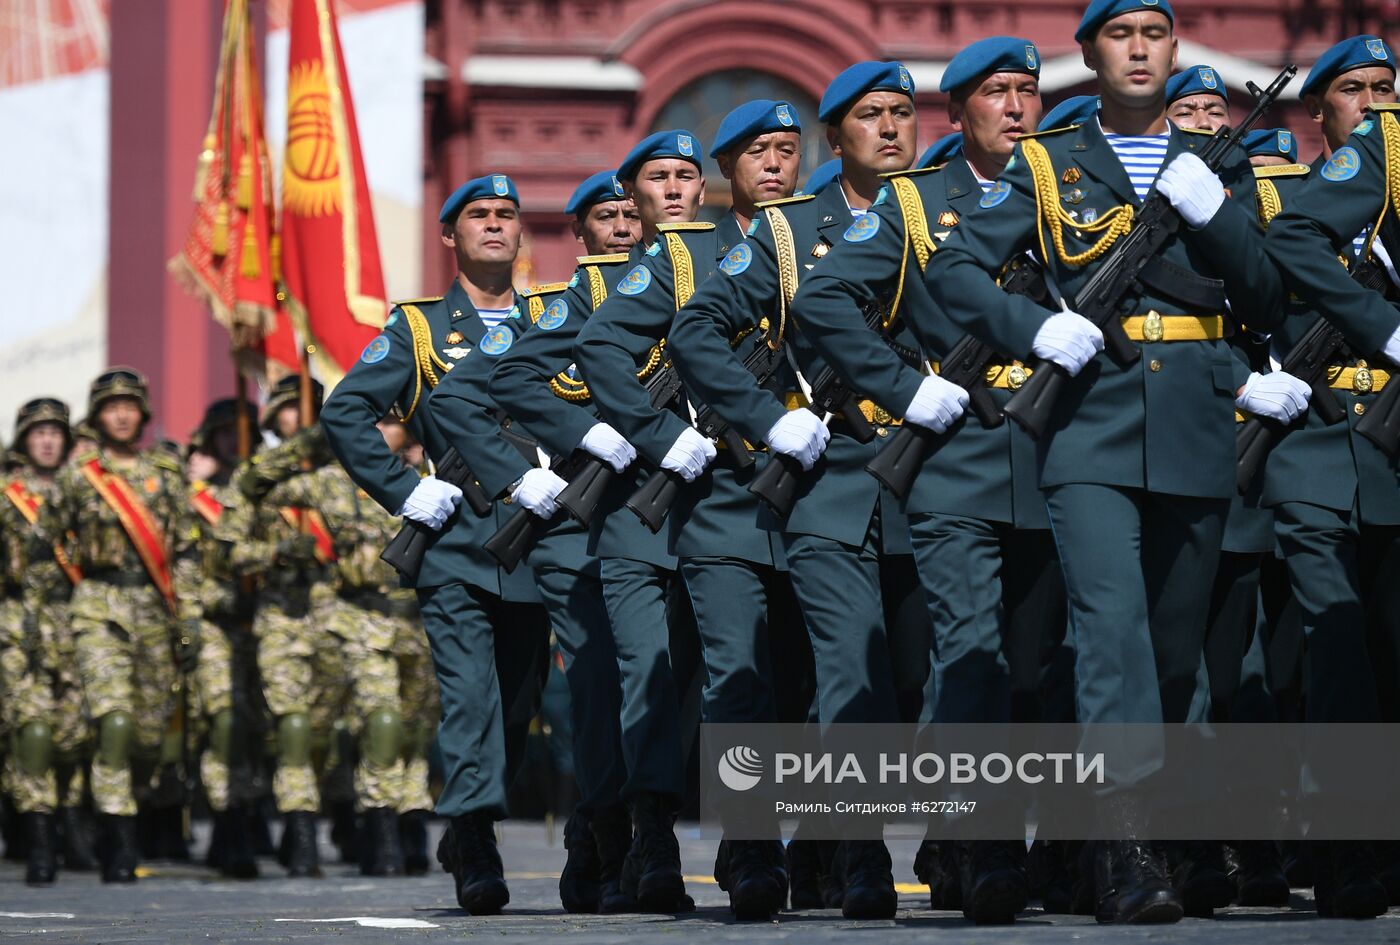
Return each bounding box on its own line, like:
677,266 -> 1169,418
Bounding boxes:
1121,312 -> 1226,342
781,391 -> 902,427
1328,362 -> 1390,394
929,361 -> 1034,391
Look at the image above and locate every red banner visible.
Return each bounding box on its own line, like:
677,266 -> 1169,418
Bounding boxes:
278,0 -> 387,385
80,460 -> 177,616
168,0 -> 297,377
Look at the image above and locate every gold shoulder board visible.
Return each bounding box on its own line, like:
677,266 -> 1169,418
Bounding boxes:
576,253 -> 630,264
655,222 -> 715,233
1253,163 -> 1311,179
755,193 -> 816,209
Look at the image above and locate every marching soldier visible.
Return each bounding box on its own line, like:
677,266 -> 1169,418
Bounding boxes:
432,169 -> 647,914
184,398 -> 261,879
321,173 -> 551,913
922,0 -> 1289,923
754,42 -> 1058,923
0,398 -> 89,884
665,71 -> 932,920
223,376 -> 337,877
33,368 -> 204,883
1261,34 -> 1400,919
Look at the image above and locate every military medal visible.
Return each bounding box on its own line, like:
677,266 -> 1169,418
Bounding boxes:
812,243 -> 829,258
446,331 -> 464,345
1062,167 -> 1081,184
937,211 -> 959,227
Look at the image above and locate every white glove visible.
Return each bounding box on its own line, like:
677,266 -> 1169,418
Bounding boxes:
1156,152 -> 1225,229
765,409 -> 831,470
1383,322 -> 1400,366
510,468 -> 567,518
398,476 -> 463,530
660,427 -> 717,482
1236,371 -> 1311,423
1032,310 -> 1104,376
579,422 -> 637,473
902,374 -> 971,433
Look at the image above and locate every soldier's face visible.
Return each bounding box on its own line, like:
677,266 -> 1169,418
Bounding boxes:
443,199 -> 521,269
950,72 -> 1042,164
827,92 -> 917,176
1308,67 -> 1398,153
97,397 -> 143,444
625,159 -> 705,227
1083,12 -> 1177,109
186,450 -> 220,483
274,404 -> 301,439
1168,93 -> 1229,131
718,131 -> 802,208
24,422 -> 66,470
572,199 -> 641,256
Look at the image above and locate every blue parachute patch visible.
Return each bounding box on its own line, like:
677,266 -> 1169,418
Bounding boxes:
720,243 -> 753,276
980,179 -> 1012,208
360,335 -> 391,364
538,298 -> 569,331
479,325 -> 514,356
1321,146 -> 1360,182
617,265 -> 652,295
843,213 -> 880,243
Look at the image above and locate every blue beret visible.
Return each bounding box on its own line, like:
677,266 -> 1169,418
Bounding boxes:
1166,64 -> 1226,104
1040,94 -> 1100,130
709,100 -> 802,157
940,37 -> 1041,94
564,170 -> 625,216
916,133 -> 964,169
439,174 -> 519,223
819,61 -> 914,123
1075,0 -> 1174,43
616,129 -> 703,182
1243,128 -> 1298,163
1300,35 -> 1395,99
800,159 -> 842,195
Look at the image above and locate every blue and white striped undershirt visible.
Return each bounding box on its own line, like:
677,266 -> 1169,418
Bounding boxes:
1103,130 -> 1170,201
476,303 -> 515,330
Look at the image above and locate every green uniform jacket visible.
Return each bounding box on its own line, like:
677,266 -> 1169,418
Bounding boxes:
666,181 -> 917,548
574,213 -> 785,566
1261,108 -> 1400,523
320,281 -> 539,599
923,120 -> 1277,501
428,281 -> 595,572
786,158 -> 1048,528
484,251 -> 673,568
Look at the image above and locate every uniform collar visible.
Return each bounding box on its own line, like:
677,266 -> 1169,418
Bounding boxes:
717,208 -> 746,257
943,156 -> 982,205
443,279 -> 489,341
815,182 -> 850,237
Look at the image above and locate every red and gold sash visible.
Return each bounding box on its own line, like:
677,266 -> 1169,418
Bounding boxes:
79,459 -> 176,614
278,507 -> 337,564
190,486 -> 224,526
4,480 -> 82,585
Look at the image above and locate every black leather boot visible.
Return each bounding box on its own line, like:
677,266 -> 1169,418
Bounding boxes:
914,838 -> 964,910
25,812 -> 56,885
786,838 -> 825,909
100,814 -> 140,884
360,807 -> 405,876
1314,841 -> 1387,919
630,793 -> 687,913
58,806 -> 99,872
1229,840 -> 1288,907
1169,840 -> 1235,917
283,811 -> 321,878
1036,840 -> 1076,914
959,840 -> 1028,924
1093,795 -> 1181,924
592,804 -> 636,913
559,811 -> 601,913
841,839 -> 897,919
219,807 -> 259,879
399,811 -> 429,876
726,839 -> 785,920
444,812 -> 509,915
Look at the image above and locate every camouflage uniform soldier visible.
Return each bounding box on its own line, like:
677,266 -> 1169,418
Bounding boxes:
32,368 -> 203,883
184,398 -> 262,878
0,398 -> 89,884
222,375 -> 334,877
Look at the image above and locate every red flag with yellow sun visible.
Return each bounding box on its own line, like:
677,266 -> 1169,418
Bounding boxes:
278,0 -> 387,384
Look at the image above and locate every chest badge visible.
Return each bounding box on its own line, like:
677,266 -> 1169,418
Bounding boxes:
811,243 -> 829,258
1355,361 -> 1375,393
451,309 -> 465,320
1061,167 -> 1081,184
444,346 -> 472,360
446,330 -> 464,345
1062,188 -> 1085,205
1143,311 -> 1165,343
937,211 -> 959,228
